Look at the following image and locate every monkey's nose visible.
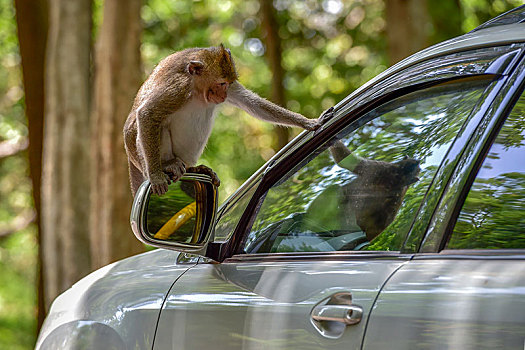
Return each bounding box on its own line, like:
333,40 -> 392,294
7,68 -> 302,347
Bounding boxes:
211,94 -> 226,104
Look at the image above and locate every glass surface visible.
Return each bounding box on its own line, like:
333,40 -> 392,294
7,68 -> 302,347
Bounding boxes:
146,181 -> 199,243
244,78 -> 493,254
213,181 -> 260,242
448,89 -> 525,249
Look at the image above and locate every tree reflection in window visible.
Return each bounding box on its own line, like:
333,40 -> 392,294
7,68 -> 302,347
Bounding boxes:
449,90 -> 525,250
244,78 -> 494,254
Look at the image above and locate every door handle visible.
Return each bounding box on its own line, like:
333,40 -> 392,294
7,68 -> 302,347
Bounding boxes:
311,304 -> 362,325
310,292 -> 363,339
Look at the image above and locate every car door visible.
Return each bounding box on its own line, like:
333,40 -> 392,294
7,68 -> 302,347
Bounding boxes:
153,46 -> 521,350
363,52 -> 525,349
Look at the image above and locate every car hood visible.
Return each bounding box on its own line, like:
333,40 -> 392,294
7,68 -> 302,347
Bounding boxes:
36,249 -> 196,350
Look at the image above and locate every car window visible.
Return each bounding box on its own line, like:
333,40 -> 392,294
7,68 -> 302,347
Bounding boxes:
447,88 -> 525,250
213,180 -> 260,242
243,77 -> 496,254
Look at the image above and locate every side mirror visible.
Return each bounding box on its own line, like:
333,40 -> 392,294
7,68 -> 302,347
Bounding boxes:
130,174 -> 218,256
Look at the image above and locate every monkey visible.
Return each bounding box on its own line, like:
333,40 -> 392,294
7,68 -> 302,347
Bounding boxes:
124,45 -> 320,196
329,140 -> 420,241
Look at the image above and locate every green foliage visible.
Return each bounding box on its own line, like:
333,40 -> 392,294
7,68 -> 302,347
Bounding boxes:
0,0 -> 37,349
449,92 -> 525,249
0,230 -> 37,350
460,0 -> 524,32
451,174 -> 525,249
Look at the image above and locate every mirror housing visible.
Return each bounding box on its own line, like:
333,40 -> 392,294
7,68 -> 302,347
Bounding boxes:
130,174 -> 218,256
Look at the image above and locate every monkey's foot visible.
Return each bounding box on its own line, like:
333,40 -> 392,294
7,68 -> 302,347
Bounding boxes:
149,172 -> 171,196
163,157 -> 186,182
187,165 -> 221,187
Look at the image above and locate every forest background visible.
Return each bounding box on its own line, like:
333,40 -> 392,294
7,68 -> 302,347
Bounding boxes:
0,0 -> 522,348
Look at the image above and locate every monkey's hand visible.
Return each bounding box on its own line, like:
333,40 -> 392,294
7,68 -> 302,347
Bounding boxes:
302,118 -> 322,131
187,165 -> 221,187
163,157 -> 187,182
149,171 -> 171,196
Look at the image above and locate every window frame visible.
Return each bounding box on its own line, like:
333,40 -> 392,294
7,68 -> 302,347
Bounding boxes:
244,78 -> 501,255
207,46 -> 523,262
245,76 -> 502,255
438,71 -> 525,254
420,51 -> 525,255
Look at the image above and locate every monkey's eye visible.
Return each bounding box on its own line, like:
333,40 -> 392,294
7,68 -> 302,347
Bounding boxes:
220,82 -> 228,87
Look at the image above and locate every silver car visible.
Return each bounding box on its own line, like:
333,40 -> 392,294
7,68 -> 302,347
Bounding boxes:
37,6 -> 525,350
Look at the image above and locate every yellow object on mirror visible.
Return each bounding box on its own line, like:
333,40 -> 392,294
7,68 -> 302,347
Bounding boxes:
154,201 -> 197,240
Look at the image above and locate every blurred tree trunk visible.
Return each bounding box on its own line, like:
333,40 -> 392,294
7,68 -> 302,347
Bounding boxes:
14,0 -> 48,330
90,0 -> 144,269
41,0 -> 92,309
260,0 -> 290,151
385,0 -> 431,65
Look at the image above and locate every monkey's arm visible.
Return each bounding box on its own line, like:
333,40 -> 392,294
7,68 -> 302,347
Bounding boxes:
226,81 -> 320,130
329,140 -> 363,172
136,105 -> 171,195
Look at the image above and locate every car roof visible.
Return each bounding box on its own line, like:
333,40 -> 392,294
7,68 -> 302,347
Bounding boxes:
471,4 -> 525,32
334,21 -> 525,112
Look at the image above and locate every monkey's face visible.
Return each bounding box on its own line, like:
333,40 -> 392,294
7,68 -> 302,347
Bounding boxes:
395,158 -> 421,186
206,80 -> 230,104
188,45 -> 238,105
205,45 -> 237,104
191,73 -> 232,105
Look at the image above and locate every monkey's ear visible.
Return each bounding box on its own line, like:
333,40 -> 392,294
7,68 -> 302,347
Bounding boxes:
188,61 -> 204,75
219,43 -> 232,60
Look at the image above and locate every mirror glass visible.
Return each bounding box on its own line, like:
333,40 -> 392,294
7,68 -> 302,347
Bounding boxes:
146,180 -> 200,243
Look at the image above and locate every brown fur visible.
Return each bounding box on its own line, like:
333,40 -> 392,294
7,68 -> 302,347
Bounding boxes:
330,140 -> 420,240
124,45 -> 320,196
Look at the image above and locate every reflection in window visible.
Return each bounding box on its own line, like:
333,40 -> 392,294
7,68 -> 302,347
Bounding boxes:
213,181 -> 260,242
449,90 -> 525,250
244,78 -> 494,254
